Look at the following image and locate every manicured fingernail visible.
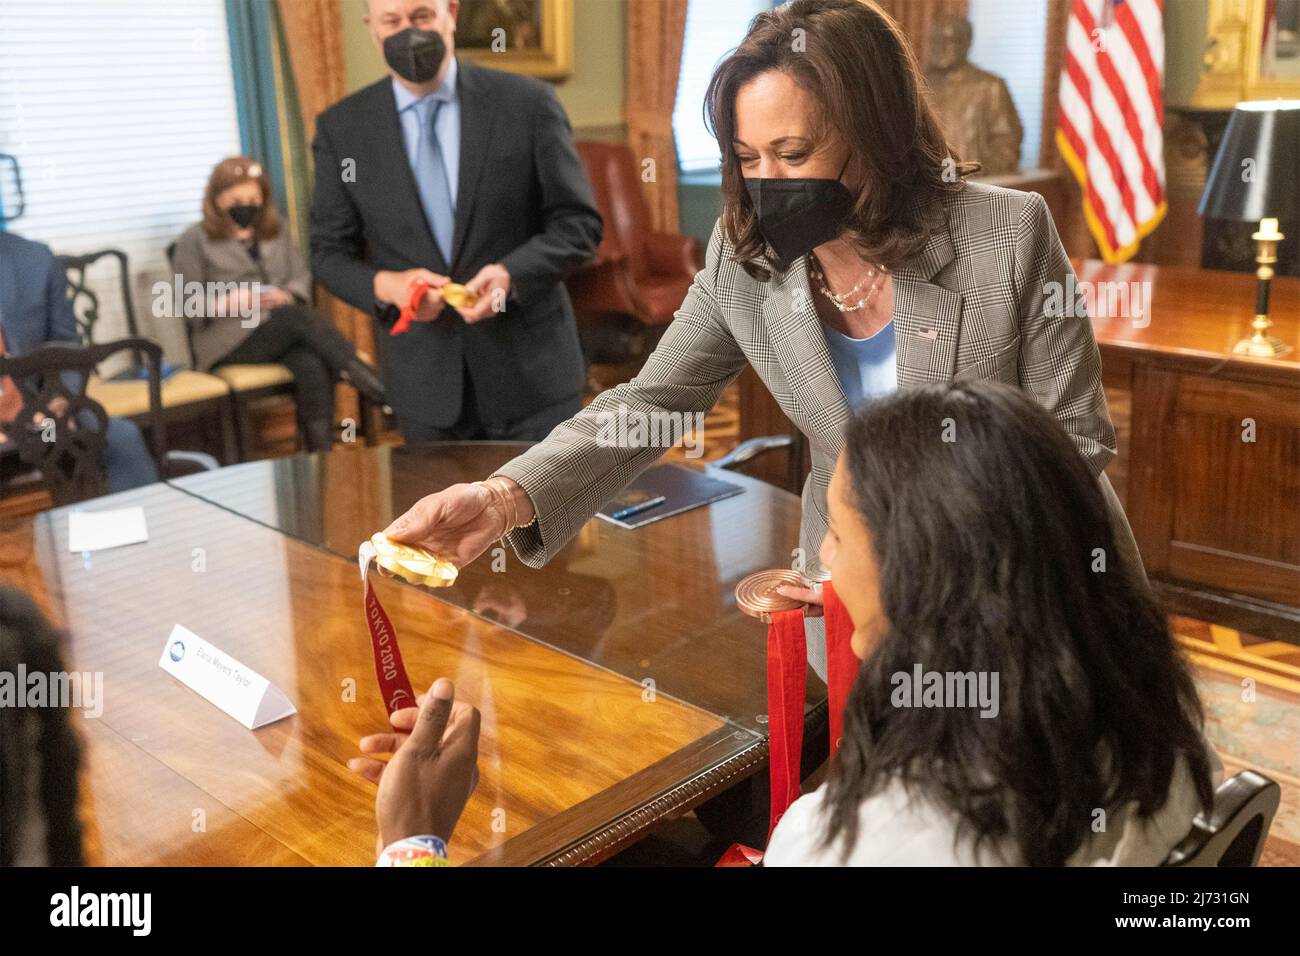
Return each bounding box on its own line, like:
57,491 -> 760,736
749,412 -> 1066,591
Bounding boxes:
432,678 -> 453,700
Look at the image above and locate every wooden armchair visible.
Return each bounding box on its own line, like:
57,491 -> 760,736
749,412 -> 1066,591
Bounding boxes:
1,337 -> 217,506
59,249 -> 238,462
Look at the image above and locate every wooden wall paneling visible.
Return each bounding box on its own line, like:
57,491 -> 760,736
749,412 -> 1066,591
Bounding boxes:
1142,109 -> 1211,268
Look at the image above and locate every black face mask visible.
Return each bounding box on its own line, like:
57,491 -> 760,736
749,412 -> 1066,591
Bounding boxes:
227,203 -> 261,229
383,27 -> 447,85
744,156 -> 854,266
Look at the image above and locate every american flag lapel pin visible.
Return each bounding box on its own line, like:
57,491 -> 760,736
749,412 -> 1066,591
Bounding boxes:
919,327 -> 939,340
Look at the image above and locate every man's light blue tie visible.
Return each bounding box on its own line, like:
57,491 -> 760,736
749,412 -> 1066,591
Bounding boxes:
414,99 -> 455,264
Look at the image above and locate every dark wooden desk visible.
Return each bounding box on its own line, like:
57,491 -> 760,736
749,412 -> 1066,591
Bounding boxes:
1,450 -> 808,865
1078,260 -> 1300,638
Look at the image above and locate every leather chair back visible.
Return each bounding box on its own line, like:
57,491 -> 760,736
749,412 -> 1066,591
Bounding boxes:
576,141 -> 653,279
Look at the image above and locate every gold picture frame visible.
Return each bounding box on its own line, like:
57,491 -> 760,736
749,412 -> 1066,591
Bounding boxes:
456,0 -> 574,80
1245,0 -> 1300,98
1193,0 -> 1300,108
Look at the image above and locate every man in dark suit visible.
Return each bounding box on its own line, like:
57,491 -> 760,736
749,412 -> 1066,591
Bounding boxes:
0,231 -> 157,492
311,0 -> 602,442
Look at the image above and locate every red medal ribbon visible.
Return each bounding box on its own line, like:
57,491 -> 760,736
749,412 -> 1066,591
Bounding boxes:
822,579 -> 858,753
766,606 -> 807,837
720,578 -> 859,865
359,548 -> 417,715
390,279 -> 430,337
715,843 -> 765,867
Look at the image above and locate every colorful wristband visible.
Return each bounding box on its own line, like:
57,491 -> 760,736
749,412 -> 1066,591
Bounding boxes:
376,835 -> 450,867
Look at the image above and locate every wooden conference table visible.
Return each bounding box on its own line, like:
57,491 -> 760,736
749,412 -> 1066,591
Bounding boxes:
0,443 -> 811,865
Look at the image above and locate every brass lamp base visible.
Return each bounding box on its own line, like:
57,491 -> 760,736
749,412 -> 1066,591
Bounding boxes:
1235,219 -> 1294,357
1233,317 -> 1293,357
1233,335 -> 1292,356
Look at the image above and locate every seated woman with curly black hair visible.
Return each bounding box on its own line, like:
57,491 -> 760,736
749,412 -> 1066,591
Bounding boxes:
765,381 -> 1219,866
0,587 -> 84,866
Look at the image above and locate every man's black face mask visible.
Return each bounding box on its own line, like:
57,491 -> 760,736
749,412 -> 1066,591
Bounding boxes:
383,27 -> 447,85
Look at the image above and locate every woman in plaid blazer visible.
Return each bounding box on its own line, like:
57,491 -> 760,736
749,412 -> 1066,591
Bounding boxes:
383,0 -> 1138,678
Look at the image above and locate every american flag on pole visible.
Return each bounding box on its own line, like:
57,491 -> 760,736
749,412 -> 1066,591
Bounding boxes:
1056,0 -> 1166,263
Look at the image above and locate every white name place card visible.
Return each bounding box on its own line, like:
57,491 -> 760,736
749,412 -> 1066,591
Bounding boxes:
68,506 -> 149,552
158,625 -> 296,730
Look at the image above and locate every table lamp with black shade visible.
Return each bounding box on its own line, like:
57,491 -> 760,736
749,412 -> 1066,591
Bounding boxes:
1199,100 -> 1300,357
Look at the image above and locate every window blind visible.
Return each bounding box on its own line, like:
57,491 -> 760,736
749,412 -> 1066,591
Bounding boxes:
0,0 -> 242,358
674,0 -> 772,174
967,0 -> 1050,171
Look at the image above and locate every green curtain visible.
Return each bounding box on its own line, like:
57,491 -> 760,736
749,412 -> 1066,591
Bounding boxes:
224,0 -> 288,211
269,1 -> 313,250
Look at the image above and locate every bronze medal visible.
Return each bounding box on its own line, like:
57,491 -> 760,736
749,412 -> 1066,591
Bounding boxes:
734,569 -> 807,623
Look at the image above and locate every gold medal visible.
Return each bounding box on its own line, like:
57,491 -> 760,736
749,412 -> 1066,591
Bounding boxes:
441,283 -> 479,309
734,569 -> 807,623
368,533 -> 458,588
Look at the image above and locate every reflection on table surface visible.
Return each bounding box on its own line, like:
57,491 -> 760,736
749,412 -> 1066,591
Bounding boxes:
0,482 -> 761,865
170,442 -> 819,733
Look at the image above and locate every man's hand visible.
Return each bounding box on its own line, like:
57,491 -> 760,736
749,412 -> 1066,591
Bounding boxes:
374,268 -> 449,322
456,263 -> 510,324
348,679 -> 481,849
32,396 -> 72,431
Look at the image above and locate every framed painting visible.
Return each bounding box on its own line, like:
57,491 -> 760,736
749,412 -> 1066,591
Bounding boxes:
1246,0 -> 1300,98
456,0 -> 574,80
1193,0 -> 1300,106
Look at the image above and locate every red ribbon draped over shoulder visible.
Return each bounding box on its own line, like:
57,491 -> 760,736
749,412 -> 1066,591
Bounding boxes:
720,578 -> 858,865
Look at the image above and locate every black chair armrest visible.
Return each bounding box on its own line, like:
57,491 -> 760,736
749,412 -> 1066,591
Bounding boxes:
1162,770 -> 1281,867
164,450 -> 220,476
712,435 -> 794,471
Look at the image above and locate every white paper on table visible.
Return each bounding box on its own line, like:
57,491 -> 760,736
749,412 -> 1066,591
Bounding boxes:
67,506 -> 149,552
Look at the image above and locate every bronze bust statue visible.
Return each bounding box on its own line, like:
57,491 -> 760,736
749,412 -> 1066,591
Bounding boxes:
925,16 -> 1024,175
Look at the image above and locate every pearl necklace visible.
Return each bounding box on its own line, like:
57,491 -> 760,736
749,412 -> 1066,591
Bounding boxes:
809,257 -> 888,313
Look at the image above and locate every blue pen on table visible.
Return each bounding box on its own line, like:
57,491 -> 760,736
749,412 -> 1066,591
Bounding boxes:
610,495 -> 667,522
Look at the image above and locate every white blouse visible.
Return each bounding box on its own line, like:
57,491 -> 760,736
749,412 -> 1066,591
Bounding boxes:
764,746 -> 1222,866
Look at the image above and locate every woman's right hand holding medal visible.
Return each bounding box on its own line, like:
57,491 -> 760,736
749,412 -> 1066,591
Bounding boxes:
382,477 -> 533,570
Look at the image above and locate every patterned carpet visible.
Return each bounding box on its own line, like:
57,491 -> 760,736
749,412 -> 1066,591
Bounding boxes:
1172,616 -> 1300,867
